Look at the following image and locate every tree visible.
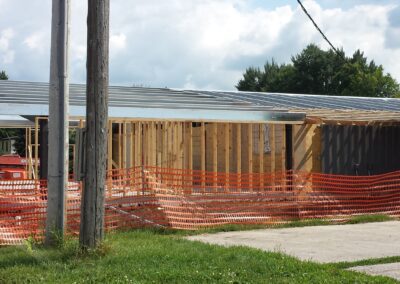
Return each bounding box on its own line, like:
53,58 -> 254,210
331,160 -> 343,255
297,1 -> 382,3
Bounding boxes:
0,70 -> 8,80
236,44 -> 400,97
0,129 -> 25,156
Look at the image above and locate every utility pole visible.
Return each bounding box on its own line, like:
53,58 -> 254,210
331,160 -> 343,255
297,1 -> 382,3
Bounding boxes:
80,0 -> 110,248
46,0 -> 70,245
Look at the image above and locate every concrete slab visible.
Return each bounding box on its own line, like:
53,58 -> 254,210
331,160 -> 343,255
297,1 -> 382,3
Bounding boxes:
349,263 -> 400,280
187,221 -> 400,263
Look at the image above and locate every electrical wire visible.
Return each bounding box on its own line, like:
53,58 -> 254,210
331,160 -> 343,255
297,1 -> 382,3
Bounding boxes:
296,0 -> 342,56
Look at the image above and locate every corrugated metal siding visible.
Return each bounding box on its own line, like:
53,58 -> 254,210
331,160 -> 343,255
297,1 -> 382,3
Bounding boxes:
321,125 -> 400,175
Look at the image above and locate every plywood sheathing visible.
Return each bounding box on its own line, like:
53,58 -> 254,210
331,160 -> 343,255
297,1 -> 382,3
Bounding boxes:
293,124 -> 321,173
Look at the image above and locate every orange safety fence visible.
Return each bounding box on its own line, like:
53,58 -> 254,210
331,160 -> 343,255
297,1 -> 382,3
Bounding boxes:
1,167 -> 400,245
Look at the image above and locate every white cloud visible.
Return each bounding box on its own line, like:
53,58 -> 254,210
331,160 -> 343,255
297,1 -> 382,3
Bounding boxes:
0,0 -> 399,90
0,28 -> 15,64
0,28 -> 13,50
110,33 -> 127,51
24,32 -> 47,52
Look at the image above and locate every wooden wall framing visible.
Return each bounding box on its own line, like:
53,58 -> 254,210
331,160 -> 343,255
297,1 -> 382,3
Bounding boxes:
106,120 -> 286,177
26,118 -> 291,181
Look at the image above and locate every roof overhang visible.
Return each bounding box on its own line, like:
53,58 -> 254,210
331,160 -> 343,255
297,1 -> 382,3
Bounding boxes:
0,103 -> 306,125
0,115 -> 34,128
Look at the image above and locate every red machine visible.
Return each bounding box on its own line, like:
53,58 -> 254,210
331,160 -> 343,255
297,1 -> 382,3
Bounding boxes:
0,154 -> 28,180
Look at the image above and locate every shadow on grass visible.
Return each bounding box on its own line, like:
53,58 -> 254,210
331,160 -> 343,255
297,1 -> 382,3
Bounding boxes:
0,237 -> 112,270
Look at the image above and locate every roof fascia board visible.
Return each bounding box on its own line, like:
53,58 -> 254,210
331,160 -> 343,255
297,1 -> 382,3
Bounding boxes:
0,103 -> 305,124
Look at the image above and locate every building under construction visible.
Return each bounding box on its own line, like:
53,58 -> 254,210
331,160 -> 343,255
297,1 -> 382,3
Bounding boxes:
1,80 -> 400,244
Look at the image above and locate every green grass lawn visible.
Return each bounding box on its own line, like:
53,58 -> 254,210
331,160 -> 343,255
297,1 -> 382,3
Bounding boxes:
0,228 -> 398,283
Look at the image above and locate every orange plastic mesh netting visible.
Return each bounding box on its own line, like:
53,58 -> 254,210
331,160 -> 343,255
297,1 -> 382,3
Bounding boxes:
1,167 -> 400,245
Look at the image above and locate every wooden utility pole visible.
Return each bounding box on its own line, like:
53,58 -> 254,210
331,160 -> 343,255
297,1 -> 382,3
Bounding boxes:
80,0 -> 110,248
46,0 -> 70,245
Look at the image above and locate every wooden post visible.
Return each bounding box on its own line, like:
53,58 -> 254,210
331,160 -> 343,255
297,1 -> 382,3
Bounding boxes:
187,122 -> 193,189
27,128 -> 32,179
168,122 -> 172,169
127,122 -> 134,191
178,122 -> 183,169
171,122 -> 177,186
200,122 -> 206,189
118,123 -> 122,169
212,123 -> 218,189
178,122 -> 184,187
174,122 -> 179,169
80,0 -> 109,249
187,122 -> 193,171
162,122 -> 167,168
130,122 -> 134,169
25,128 -> 28,175
236,124 -> 241,190
171,122 -> 175,169
259,124 -> 264,190
281,125 -> 286,189
145,122 -> 149,166
248,124 -> 253,191
135,122 -> 141,168
46,0 -> 70,246
156,122 -> 161,168
122,122 -> 127,169
270,124 -> 276,190
147,122 -> 151,166
149,122 -> 154,166
154,122 -> 159,167
224,123 -> 230,189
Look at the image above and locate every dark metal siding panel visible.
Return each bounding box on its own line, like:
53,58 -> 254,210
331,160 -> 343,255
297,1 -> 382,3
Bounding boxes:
39,120 -> 48,179
285,125 -> 293,171
321,125 -> 400,175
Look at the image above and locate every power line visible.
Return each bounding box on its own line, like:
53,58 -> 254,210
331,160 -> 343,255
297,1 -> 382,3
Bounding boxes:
296,0 -> 341,56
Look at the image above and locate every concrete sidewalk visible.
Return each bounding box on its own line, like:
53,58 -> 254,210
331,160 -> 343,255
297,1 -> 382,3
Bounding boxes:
349,263 -> 400,281
187,221 -> 400,263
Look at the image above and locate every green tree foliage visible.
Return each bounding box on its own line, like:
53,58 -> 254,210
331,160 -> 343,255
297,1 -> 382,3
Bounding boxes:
0,70 -> 8,80
0,129 -> 26,156
236,44 -> 400,97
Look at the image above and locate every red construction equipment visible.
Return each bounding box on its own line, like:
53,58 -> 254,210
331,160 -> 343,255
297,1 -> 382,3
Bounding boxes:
0,154 -> 28,180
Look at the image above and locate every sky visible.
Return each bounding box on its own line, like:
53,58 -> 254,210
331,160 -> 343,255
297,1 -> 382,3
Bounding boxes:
0,0 -> 399,90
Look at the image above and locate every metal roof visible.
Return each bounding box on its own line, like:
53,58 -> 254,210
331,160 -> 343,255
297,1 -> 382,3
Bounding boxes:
201,90 -> 400,112
0,80 -> 303,124
0,80 -> 399,125
0,80 -> 278,111
194,90 -> 400,125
